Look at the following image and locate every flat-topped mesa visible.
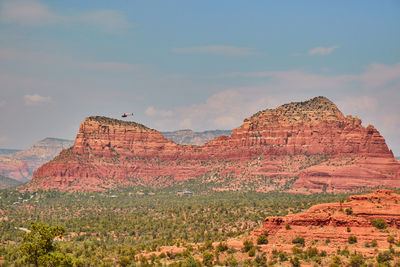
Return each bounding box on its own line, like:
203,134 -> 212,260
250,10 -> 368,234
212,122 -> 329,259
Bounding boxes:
229,96 -> 392,157
73,116 -> 178,158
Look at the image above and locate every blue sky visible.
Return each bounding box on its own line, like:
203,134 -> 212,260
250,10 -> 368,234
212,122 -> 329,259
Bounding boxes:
0,0 -> 400,155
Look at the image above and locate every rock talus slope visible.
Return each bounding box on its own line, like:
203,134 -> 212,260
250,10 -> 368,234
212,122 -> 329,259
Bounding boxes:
30,96 -> 400,191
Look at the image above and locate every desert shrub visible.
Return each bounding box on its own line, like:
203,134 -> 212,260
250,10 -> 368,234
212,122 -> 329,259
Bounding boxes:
216,242 -> 228,253
371,239 -> 378,247
348,236 -> 357,244
225,255 -> 238,267
330,255 -> 342,266
292,236 -> 305,247
257,232 -> 268,245
345,208 -> 353,215
286,223 -> 291,230
290,256 -> 301,267
248,247 -> 255,257
242,240 -> 254,252
387,236 -> 395,244
202,251 -> 214,267
292,246 -> 303,255
255,253 -> 267,265
372,219 -> 387,229
305,247 -> 319,258
376,251 -> 393,264
340,248 -> 350,257
279,251 -> 288,262
348,254 -> 365,267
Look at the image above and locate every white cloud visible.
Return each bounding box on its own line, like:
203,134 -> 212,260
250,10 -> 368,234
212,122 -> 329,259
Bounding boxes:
308,45 -> 339,55
217,62 -> 400,90
172,45 -> 255,56
0,0 -> 132,32
358,62 -> 400,88
24,94 -> 52,105
337,96 -> 377,115
145,106 -> 173,117
0,0 -> 58,25
149,62 -> 400,134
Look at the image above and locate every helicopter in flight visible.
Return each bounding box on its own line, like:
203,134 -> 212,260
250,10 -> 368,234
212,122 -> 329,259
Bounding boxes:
121,113 -> 134,118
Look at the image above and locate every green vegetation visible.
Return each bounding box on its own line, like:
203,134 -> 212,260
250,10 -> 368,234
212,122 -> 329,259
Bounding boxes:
345,207 -> 353,215
348,236 -> 357,244
256,232 -> 268,245
292,236 -> 305,247
20,221 -> 71,266
372,219 -> 387,229
0,186 -> 389,265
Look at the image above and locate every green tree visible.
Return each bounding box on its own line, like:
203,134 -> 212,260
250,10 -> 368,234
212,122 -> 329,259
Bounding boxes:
202,251 -> 214,267
182,255 -> 201,267
348,254 -> 365,267
20,221 -> 67,267
257,232 -> 269,245
376,251 -> 393,264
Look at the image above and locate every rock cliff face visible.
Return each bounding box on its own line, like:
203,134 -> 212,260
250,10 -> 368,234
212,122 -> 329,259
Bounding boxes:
0,138 -> 73,181
162,129 -> 231,145
30,96 -> 400,191
253,190 -> 400,255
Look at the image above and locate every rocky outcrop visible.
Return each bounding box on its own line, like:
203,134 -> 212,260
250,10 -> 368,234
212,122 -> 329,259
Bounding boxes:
162,129 -> 231,145
0,138 -> 73,181
30,96 -> 400,191
254,190 -> 400,254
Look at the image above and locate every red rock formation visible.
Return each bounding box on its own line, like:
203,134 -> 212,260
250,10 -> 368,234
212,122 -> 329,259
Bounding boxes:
254,190 -> 400,255
29,96 -> 400,191
0,138 -> 73,181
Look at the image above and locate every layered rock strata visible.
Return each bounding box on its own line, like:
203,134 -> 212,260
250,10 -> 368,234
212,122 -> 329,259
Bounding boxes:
0,138 -> 73,181
30,96 -> 400,191
254,190 -> 400,255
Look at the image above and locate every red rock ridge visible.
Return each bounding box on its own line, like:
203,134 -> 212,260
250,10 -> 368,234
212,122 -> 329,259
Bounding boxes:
253,190 -> 400,255
29,96 -> 400,191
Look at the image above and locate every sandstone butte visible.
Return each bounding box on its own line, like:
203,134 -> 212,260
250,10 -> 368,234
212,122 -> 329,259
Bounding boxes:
29,96 -> 400,191
253,190 -> 400,257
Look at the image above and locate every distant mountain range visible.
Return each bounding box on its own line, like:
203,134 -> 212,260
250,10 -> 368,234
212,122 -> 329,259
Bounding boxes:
0,174 -> 22,189
0,149 -> 21,157
0,138 -> 74,181
161,130 -> 231,145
